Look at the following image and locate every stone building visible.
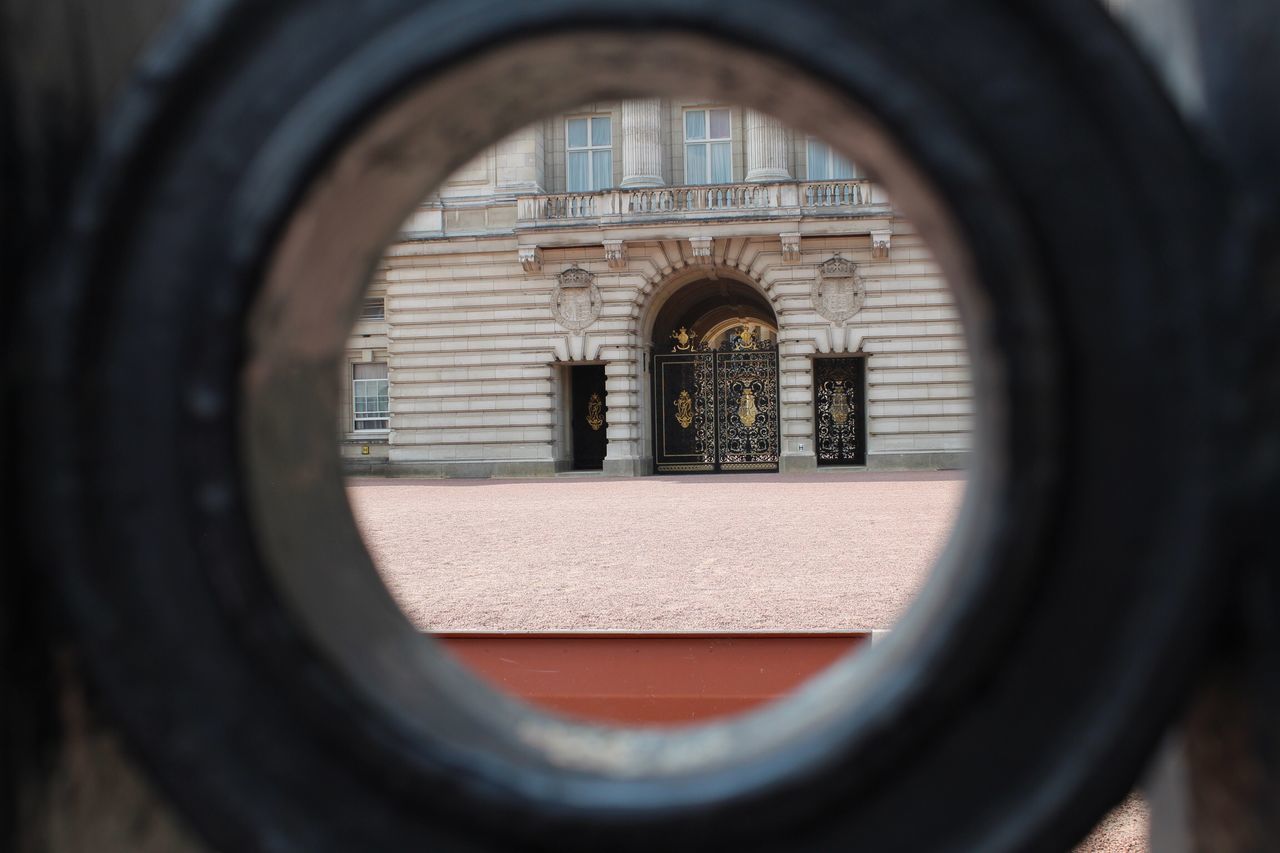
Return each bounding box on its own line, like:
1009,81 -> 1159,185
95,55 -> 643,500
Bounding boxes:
340,99 -> 972,477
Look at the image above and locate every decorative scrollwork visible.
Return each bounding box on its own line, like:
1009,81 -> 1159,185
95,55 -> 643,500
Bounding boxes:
716,349 -> 779,466
815,358 -> 864,464
692,355 -> 716,460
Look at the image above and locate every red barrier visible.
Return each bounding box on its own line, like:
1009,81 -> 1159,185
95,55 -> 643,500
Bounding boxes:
437,632 -> 869,726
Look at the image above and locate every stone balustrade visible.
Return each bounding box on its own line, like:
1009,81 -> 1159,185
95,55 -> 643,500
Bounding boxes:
516,179 -> 881,227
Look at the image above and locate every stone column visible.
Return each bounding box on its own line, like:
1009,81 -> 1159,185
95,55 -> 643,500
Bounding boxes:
778,330 -> 819,474
619,99 -> 664,188
745,109 -> 792,183
602,352 -> 645,476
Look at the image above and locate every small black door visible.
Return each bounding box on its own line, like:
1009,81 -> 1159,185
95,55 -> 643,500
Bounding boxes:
570,365 -> 607,470
814,356 -> 867,465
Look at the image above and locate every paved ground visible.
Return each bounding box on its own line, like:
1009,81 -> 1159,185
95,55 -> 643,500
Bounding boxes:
346,469 -> 1148,851
347,469 -> 964,632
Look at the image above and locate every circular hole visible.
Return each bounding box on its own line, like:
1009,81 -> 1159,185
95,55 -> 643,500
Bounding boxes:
340,110 -> 969,731
241,29 -> 1012,807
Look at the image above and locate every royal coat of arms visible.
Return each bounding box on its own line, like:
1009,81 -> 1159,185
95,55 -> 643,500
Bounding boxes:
551,267 -> 603,332
670,326 -> 697,352
810,254 -> 865,325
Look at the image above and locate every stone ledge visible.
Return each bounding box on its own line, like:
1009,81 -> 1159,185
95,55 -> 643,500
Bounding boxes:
603,457 -> 648,477
342,460 -> 559,479
865,451 -> 970,471
779,454 -> 818,474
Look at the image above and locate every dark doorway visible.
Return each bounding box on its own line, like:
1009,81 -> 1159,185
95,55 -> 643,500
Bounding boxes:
570,365 -> 607,470
814,356 -> 867,465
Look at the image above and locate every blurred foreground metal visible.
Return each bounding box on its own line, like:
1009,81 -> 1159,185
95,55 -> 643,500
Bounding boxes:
4,1 -> 1280,850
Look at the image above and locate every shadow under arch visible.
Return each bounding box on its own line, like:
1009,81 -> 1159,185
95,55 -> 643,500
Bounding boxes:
636,262 -> 782,347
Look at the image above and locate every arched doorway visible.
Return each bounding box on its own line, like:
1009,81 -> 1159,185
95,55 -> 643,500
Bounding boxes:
648,278 -> 781,474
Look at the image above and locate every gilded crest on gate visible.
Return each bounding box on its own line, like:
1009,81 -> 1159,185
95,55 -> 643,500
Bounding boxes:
811,254 -> 865,325
586,393 -> 604,431
830,380 -> 850,425
729,325 -> 759,350
670,326 -> 697,352
738,387 -> 759,428
551,266 -> 602,332
674,389 -> 694,428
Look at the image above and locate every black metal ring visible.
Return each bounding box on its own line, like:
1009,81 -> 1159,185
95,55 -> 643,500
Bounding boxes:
24,1 -> 1223,849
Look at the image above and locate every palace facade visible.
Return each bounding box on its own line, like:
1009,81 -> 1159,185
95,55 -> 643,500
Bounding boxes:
340,99 -> 972,477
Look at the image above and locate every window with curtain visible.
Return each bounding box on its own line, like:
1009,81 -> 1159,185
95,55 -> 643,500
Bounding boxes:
684,108 -> 732,185
566,116 -> 613,192
805,137 -> 857,180
353,362 -> 390,431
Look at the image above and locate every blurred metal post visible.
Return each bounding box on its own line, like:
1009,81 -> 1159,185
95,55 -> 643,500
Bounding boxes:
1110,1 -> 1280,849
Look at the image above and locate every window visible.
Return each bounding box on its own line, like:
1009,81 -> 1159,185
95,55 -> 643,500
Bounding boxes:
806,137 -> 856,180
353,362 -> 389,431
360,297 -> 385,320
684,108 -> 732,185
566,116 -> 612,192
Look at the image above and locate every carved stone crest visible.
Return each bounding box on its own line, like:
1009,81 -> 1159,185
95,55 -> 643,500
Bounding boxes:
811,254 -> 865,324
551,267 -> 602,332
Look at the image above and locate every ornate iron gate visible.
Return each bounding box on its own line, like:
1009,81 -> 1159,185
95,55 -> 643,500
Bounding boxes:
653,327 -> 780,473
652,348 -> 716,472
814,356 -> 867,465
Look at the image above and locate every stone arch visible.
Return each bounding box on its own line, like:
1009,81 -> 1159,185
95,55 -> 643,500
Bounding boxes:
631,263 -> 786,474
635,263 -> 782,347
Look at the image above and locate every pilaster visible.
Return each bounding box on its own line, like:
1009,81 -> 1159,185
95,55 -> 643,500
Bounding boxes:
495,124 -> 545,194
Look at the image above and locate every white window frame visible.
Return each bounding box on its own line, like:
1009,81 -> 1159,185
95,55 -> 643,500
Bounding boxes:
565,115 -> 613,192
683,107 -> 733,186
805,136 -> 857,181
352,363 -> 390,432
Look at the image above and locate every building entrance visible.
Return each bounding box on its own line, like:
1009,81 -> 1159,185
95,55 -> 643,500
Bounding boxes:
652,326 -> 780,474
569,364 -> 607,470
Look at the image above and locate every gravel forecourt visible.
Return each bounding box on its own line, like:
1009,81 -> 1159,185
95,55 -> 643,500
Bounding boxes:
346,469 -> 1147,850
348,469 -> 963,632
